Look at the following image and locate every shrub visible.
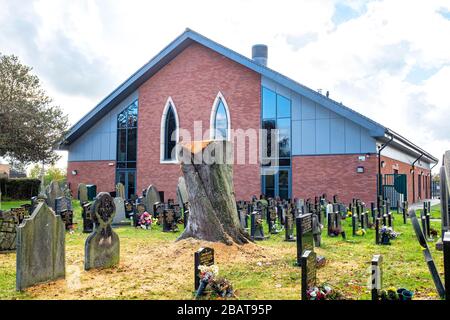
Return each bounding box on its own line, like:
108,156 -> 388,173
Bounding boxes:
0,178 -> 40,200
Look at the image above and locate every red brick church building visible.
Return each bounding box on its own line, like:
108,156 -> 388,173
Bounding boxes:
60,29 -> 437,205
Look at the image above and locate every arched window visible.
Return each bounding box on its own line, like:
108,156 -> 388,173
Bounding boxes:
210,92 -> 231,140
160,97 -> 179,163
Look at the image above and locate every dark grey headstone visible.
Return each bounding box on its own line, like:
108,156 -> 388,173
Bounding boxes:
46,181 -> 63,210
176,176 -> 188,206
443,232 -> 450,301
194,247 -> 214,290
85,192 -> 120,270
16,202 -> 65,291
296,213 -> 314,266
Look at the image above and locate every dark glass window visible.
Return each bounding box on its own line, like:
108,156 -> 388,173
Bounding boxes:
277,118 -> 291,158
116,100 -> 138,168
213,99 -> 228,140
164,105 -> 177,160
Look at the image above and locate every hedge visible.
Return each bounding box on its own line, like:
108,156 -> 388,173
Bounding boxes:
0,178 -> 41,200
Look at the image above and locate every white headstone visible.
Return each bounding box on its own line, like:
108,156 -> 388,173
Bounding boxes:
112,197 -> 127,225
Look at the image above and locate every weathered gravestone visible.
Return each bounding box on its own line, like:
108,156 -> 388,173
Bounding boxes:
176,176 -> 188,206
144,185 -> 160,215
194,247 -> 214,290
410,209 -> 445,298
371,254 -> 383,300
112,197 -> 127,225
296,213 -> 314,266
85,192 -> 120,270
45,180 -> 64,210
78,183 -> 88,204
284,204 -> 296,242
16,202 -> 65,291
116,183 -> 125,200
163,207 -> 178,232
301,250 -> 317,300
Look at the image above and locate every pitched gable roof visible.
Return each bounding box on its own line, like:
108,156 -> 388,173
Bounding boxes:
59,28 -> 437,163
60,28 -> 386,147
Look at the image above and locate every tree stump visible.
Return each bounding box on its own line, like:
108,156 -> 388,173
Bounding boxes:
177,140 -> 252,245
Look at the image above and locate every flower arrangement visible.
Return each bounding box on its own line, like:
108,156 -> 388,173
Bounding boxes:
306,283 -> 344,300
380,226 -> 398,239
355,229 -> 366,236
195,265 -> 235,300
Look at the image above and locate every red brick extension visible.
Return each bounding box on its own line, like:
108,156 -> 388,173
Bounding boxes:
67,161 -> 116,196
381,155 -> 431,203
292,154 -> 378,205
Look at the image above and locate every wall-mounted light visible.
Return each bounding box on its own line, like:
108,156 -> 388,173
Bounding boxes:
381,161 -> 386,168
357,166 -> 364,173
108,162 -> 114,166
358,155 -> 366,161
71,170 -> 78,176
410,168 -> 414,174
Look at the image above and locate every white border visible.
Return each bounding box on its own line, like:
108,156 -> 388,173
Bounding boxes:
160,97 -> 180,164
209,91 -> 231,141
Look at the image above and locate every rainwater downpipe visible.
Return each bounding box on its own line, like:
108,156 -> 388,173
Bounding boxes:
411,153 -> 424,204
377,133 -> 394,207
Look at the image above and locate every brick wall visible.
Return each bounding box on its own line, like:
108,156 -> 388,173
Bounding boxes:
67,161 -> 116,198
137,42 -> 261,201
292,154 -> 378,205
381,155 -> 431,203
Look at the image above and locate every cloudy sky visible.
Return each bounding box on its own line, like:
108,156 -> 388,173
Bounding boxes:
1,0 -> 450,172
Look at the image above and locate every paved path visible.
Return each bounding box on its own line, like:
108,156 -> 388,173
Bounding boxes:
408,198 -> 440,211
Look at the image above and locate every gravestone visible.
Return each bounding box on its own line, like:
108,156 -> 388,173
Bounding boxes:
312,213 -> 322,247
115,183 -> 125,200
112,197 -> 127,225
163,207 -> 177,232
86,185 -> 97,201
301,250 -> 317,300
194,247 -> 214,290
371,254 -> 383,300
176,176 -> 188,206
78,183 -> 88,204
82,202 -> 94,233
46,180 -> 64,211
375,217 -> 381,245
296,213 -> 314,266
410,209 -> 445,298
85,192 -> 120,270
443,232 -> 450,301
251,210 -> 267,241
16,202 -> 65,291
54,196 -> 74,230
144,185 -> 160,215
124,200 -> 135,219
285,204 -> 296,242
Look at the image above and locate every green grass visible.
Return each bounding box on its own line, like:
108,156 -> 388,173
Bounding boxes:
0,200 -> 30,211
430,204 -> 441,219
0,200 -> 446,300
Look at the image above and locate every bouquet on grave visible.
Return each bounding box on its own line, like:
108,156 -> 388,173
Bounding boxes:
306,283 -> 344,300
380,226 -> 398,239
195,265 -> 235,300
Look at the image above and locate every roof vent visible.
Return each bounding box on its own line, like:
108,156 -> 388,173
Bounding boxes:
252,44 -> 268,67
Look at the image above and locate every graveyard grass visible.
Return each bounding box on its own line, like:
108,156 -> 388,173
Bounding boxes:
0,200 -> 445,300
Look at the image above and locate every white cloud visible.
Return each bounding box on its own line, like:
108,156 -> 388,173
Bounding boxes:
1,0 -> 450,171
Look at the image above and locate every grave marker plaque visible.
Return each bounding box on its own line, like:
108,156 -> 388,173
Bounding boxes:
301,250 -> 317,300
78,183 -> 88,204
112,197 -> 127,225
194,247 -> 214,290
144,185 -> 160,215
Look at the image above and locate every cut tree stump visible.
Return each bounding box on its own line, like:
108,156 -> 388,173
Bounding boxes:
176,140 -> 252,245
